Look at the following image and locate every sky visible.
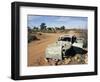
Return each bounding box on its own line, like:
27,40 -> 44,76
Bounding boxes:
27,15 -> 88,29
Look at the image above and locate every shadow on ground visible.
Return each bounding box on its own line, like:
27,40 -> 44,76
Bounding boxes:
65,46 -> 87,57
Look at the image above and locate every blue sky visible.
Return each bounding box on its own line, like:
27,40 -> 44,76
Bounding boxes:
27,15 -> 88,29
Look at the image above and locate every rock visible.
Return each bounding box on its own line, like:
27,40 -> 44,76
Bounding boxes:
47,58 -> 56,65
63,58 -> 71,64
84,55 -> 88,64
56,60 -> 63,65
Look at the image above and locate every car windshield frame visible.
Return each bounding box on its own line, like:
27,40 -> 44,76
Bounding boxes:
58,37 -> 71,41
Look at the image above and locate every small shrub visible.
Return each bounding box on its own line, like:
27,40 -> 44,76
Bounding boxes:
28,34 -> 39,43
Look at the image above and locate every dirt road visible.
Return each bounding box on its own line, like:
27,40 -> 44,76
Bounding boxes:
28,33 -> 63,66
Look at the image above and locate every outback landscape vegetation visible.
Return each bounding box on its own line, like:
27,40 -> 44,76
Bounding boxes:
28,15 -> 88,66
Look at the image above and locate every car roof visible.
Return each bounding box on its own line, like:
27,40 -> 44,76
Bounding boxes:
59,34 -> 73,38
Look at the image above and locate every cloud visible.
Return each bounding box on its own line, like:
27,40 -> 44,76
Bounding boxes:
28,15 -> 40,21
56,17 -> 71,22
56,16 -> 87,22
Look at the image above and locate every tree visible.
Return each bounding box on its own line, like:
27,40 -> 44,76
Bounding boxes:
60,26 -> 65,30
47,27 -> 52,31
40,23 -> 46,30
33,26 -> 38,30
28,26 -> 32,33
55,27 -> 60,30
